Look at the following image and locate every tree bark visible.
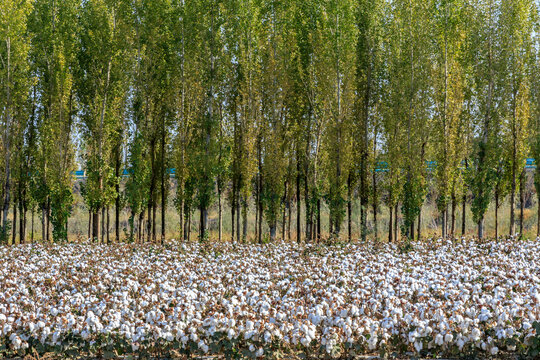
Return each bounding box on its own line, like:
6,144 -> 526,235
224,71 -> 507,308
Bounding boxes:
12,196 -> 17,244
296,160 -> 301,243
115,149 -> 121,242
231,183 -> 236,242
394,203 -> 399,242
462,193 -> 466,236
388,205 -> 393,243
106,206 -> 110,244
495,191 -> 499,239
316,198 -> 321,242
417,206 -> 421,241
242,197 -> 248,242
347,173 -> 352,242
519,170 -> 524,237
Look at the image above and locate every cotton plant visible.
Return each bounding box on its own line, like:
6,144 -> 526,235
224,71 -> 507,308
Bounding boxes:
0,239 -> 538,358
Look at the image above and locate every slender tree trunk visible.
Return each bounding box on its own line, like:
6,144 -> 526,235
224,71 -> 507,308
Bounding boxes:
394,203 -> 399,242
115,151 -> 121,242
417,206 -> 421,241
347,174 -> 352,242
462,193 -> 466,236
2,38 -> 12,240
46,200 -> 51,242
442,208 -> 447,239
106,206 -> 110,244
305,174 -> 311,242
231,184 -> 236,242
242,198 -> 247,242
152,200 -> 157,242
519,170 -> 524,237
316,198 -> 321,241
42,206 -> 46,242
92,209 -> 99,242
478,217 -> 484,240
296,160 -> 301,243
288,197 -> 292,242
101,207 -> 106,244
388,205 -> 393,243
19,198 -> 25,244
31,208 -> 34,243
510,169 -> 516,236
236,196 -> 241,243
187,210 -> 191,241
451,192 -> 456,238
218,188 -> 222,242
88,210 -> 92,240
12,196 -> 17,244
183,206 -> 189,241
495,191 -> 499,239
537,191 -> 540,237
282,181 -> 287,240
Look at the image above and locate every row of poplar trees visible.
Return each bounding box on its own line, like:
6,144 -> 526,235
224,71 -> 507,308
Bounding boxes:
1,0 -> 540,244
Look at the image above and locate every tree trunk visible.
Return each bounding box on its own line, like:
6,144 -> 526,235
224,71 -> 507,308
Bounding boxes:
46,200 -> 51,242
218,188 -> 222,242
347,173 -> 352,242
451,193 -> 456,238
101,207 -> 106,244
442,208 -> 447,239
92,210 -> 99,242
388,205 -> 393,243
316,198 -> 321,242
152,200 -> 157,242
236,196 -> 241,243
296,160 -> 301,243
231,184 -> 236,242
537,191 -> 540,237
31,208 -> 34,243
282,181 -> 287,241
12,196 -> 17,244
106,206 -> 110,244
495,191 -> 499,239
305,174 -> 311,242
417,206 -> 421,241
394,203 -> 399,242
115,150 -> 121,242
42,206 -> 47,243
88,210 -> 92,240
242,198 -> 248,242
461,193 -> 466,236
519,170 -> 524,237
478,217 -> 484,240
20,198 -> 26,244
510,169 -> 516,236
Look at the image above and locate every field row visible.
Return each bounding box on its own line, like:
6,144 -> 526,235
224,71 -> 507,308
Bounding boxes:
0,239 -> 539,358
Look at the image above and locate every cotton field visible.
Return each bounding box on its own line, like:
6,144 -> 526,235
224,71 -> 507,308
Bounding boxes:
0,240 -> 539,359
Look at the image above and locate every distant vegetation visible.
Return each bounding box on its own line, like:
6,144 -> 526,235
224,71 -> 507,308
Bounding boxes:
1,0 -> 540,244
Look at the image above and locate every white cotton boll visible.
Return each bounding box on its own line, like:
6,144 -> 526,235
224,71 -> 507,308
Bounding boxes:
414,340 -> 423,353
198,340 -> 209,353
435,334 -> 444,346
255,347 -> 264,357
0,314 -> 6,322
444,333 -> 453,344
490,346 -> 499,355
249,344 -> 256,352
264,330 -> 271,343
522,322 -> 531,330
470,327 -> 481,341
3,323 -> 12,334
457,338 -> 465,350
301,337 -> 310,347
